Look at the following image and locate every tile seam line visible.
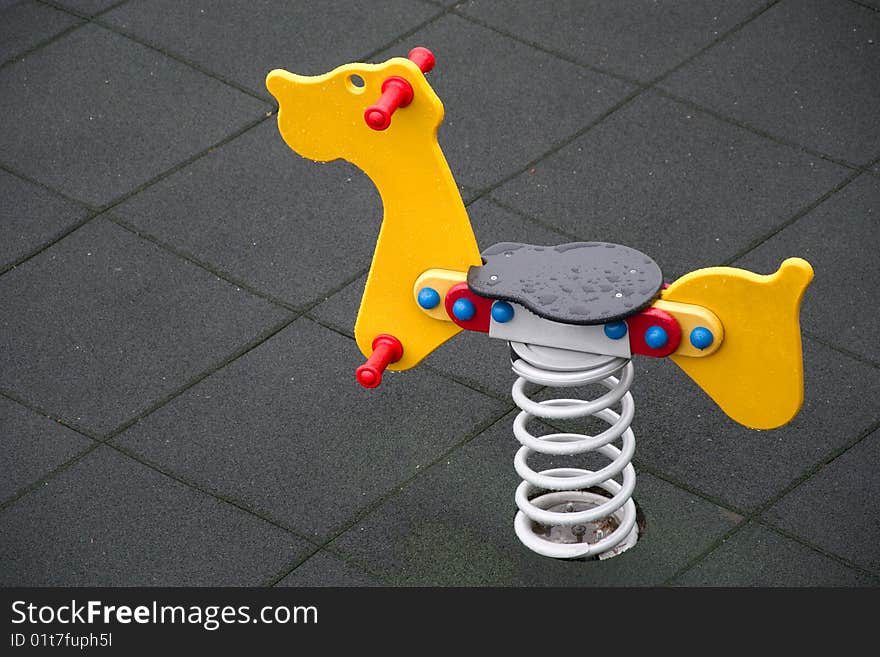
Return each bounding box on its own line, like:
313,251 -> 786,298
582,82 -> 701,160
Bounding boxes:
0,113 -> 274,282
645,0 -> 781,87
662,518 -> 752,586
106,441 -> 322,547
88,19 -> 271,101
356,3 -> 461,63
0,312 -> 301,515
721,169 -> 862,266
0,441 -> 102,513
295,266 -> 371,315
93,0 -> 453,105
629,460 -> 751,517
847,0 -> 880,13
0,212 -> 99,277
802,330 -> 880,371
37,0 -> 129,20
482,196 -> 584,243
464,0 -> 869,177
20,1 -> 267,103
96,111 -> 275,215
0,316 -> 352,538
95,259 -> 373,443
663,417 -> 880,584
100,312 -> 301,442
457,1 -> 867,174
0,163 -> 94,210
467,86 -> 646,204
449,8 -> 646,88
264,405 -> 516,586
453,0 -> 779,94
0,387 -> 102,442
651,89 -> 864,172
109,213 -> 372,321
755,420 -> 880,523
318,543 -> 395,585
4,264 -> 361,454
0,18 -> 86,71
258,546 -> 326,588
756,518 -> 880,580
108,216 -> 299,314
420,363 -> 517,403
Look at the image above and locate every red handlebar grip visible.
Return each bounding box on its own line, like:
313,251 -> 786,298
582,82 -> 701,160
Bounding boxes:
364,77 -> 413,131
364,47 -> 435,131
407,46 -> 435,73
355,334 -> 404,388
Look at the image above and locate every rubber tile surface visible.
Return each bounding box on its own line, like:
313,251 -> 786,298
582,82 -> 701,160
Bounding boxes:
662,0 -> 880,165
0,24 -> 268,206
0,219 -> 289,436
0,446 -> 313,586
114,317 -> 509,541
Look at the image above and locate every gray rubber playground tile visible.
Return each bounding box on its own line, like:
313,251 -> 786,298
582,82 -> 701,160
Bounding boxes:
101,0 -> 441,95
0,0 -> 81,63
51,0 -> 122,16
309,198 -> 572,397
661,0 -> 880,165
0,23 -> 268,207
328,414 -> 741,586
375,13 -> 635,191
672,522 -> 875,586
629,337 -> 880,513
459,0 -> 766,82
0,446 -> 312,586
0,218 -> 289,436
114,120 -> 382,307
763,431 -> 880,574
492,91 -> 850,279
277,551 -> 383,587
0,396 -> 93,502
114,317 -> 508,541
0,169 -> 89,271
735,174 -> 880,364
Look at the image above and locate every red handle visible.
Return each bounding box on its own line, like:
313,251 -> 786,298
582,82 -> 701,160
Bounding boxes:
407,47 -> 435,73
355,334 -> 404,388
364,47 -> 435,131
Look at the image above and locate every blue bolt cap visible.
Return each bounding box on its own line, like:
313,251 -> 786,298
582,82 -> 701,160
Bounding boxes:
417,287 -> 441,309
644,325 -> 668,349
491,301 -> 515,323
452,298 -> 476,321
604,321 -> 628,340
690,326 -> 714,350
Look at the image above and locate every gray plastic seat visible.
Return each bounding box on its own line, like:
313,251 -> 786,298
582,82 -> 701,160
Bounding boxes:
467,241 -> 663,325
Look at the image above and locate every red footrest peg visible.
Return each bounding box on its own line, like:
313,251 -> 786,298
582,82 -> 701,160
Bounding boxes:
355,334 -> 404,388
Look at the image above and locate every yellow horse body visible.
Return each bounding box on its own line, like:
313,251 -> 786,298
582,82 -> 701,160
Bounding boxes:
267,55 -> 813,430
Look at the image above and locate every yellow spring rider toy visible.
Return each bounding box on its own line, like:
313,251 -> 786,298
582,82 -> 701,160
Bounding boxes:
266,48 -> 813,560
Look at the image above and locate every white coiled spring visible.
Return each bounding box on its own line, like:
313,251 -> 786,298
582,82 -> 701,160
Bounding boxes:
509,342 -> 638,559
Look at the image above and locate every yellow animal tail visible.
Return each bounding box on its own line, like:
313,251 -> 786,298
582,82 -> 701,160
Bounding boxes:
662,258 -> 814,430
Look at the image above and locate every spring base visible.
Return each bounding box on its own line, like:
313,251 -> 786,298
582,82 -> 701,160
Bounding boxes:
509,342 -> 640,560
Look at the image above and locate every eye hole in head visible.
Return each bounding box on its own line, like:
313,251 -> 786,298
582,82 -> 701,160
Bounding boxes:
346,74 -> 366,93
